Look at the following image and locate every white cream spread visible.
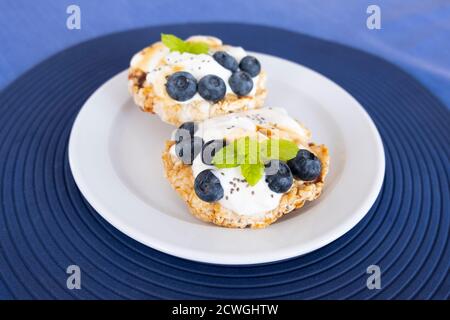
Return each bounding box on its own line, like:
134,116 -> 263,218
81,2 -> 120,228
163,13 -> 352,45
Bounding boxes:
130,36 -> 259,105
170,108 -> 311,216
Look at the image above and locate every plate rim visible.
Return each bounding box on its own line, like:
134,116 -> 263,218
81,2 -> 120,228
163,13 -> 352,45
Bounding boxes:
68,52 -> 385,265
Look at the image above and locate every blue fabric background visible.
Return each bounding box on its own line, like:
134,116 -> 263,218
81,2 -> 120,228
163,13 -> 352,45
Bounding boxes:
0,0 -> 449,108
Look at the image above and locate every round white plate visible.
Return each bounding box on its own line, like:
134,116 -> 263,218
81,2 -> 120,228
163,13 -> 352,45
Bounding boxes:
69,52 -> 385,265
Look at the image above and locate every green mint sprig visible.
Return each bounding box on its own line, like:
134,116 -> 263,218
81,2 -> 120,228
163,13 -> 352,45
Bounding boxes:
212,137 -> 299,186
240,163 -> 264,186
259,138 -> 299,162
161,34 -> 209,54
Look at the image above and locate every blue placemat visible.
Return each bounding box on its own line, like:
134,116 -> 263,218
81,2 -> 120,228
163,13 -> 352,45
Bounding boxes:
0,23 -> 448,299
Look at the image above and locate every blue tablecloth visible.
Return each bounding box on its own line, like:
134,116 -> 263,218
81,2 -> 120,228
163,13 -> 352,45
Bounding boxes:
1,0 -> 449,108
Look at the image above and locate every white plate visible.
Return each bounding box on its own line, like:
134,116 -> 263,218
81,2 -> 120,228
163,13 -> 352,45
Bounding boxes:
69,52 -> 385,265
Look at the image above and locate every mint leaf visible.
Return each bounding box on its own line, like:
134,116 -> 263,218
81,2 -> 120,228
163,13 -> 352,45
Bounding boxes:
234,137 -> 260,164
212,137 -> 298,186
240,163 -> 264,186
260,139 -> 299,162
277,139 -> 300,161
161,34 -> 209,54
214,162 -> 240,169
259,139 -> 276,160
212,143 -> 239,168
185,41 -> 209,54
161,34 -> 186,52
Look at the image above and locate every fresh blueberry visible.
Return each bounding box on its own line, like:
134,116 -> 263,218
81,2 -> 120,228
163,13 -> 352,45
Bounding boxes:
202,139 -> 227,165
264,160 -> 293,193
165,71 -> 197,101
228,71 -> 253,96
287,149 -> 322,181
198,75 -> 226,102
175,136 -> 204,165
213,51 -> 238,72
194,170 -> 224,202
174,122 -> 197,143
239,56 -> 261,77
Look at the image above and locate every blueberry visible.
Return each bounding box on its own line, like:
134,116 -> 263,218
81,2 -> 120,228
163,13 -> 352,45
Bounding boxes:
239,56 -> 261,77
198,75 -> 226,102
264,160 -> 293,193
175,136 -> 204,165
202,139 -> 227,165
194,170 -> 224,202
228,71 -> 253,96
287,149 -> 322,181
213,51 -> 238,72
165,71 -> 197,101
174,122 -> 197,143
